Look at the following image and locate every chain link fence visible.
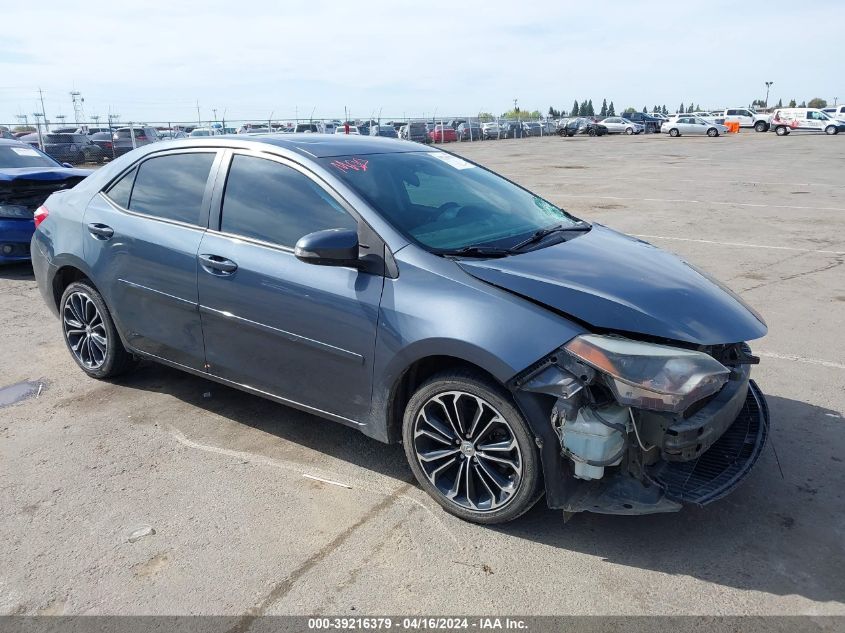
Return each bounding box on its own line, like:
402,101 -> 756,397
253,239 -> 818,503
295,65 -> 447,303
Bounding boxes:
1,115 -> 564,166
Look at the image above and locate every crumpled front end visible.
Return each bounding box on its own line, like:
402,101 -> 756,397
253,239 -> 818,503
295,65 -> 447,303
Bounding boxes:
510,337 -> 769,515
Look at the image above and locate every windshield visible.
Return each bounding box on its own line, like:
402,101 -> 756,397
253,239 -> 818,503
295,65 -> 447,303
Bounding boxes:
321,151 -> 583,252
0,144 -> 62,168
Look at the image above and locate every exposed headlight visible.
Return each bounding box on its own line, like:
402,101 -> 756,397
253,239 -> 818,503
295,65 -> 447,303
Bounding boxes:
0,204 -> 33,219
563,334 -> 730,413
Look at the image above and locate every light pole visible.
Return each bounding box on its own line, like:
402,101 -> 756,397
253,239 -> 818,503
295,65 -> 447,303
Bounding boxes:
765,81 -> 773,109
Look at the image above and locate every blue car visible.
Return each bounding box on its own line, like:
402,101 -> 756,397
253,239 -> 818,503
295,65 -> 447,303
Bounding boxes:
30,135 -> 769,523
1,139 -> 91,263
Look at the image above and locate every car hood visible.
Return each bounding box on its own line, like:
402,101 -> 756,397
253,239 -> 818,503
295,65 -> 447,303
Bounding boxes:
0,167 -> 93,183
457,225 -> 767,346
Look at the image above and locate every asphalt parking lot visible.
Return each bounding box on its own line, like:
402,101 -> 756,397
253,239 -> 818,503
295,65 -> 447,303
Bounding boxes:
1,132 -> 843,620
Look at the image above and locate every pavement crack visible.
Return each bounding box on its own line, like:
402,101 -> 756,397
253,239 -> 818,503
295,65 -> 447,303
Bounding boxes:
741,256 -> 844,292
226,482 -> 413,633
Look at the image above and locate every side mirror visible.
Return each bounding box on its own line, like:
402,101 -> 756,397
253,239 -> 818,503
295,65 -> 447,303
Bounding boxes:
62,162 -> 73,168
295,228 -> 359,267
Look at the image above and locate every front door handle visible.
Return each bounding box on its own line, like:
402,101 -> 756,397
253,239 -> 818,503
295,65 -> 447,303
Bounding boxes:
199,254 -> 238,274
87,223 -> 114,239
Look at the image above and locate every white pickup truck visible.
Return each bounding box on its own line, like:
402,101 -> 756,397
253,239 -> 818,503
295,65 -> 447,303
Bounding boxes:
714,107 -> 772,132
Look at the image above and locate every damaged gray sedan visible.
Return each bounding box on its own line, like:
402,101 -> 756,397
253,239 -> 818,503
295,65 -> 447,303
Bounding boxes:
31,135 -> 768,524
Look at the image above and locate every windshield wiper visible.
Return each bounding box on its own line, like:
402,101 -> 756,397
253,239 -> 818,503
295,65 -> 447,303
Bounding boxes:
510,222 -> 591,252
440,245 -> 513,258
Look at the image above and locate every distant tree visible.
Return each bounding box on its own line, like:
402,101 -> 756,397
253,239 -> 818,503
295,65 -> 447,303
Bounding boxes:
607,101 -> 616,116
788,99 -> 796,107
600,98 -> 608,117
775,99 -> 783,108
548,106 -> 561,118
572,100 -> 579,116
580,100 -> 589,116
642,106 -> 647,113
587,100 -> 596,116
798,101 -> 807,108
478,112 -> 495,122
678,102 -> 685,114
807,98 -> 828,109
662,105 -> 668,115
623,106 -> 637,114
686,104 -> 694,113
12,125 -> 35,133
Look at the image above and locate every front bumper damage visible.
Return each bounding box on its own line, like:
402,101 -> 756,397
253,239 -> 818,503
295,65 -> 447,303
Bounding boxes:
510,345 -> 769,516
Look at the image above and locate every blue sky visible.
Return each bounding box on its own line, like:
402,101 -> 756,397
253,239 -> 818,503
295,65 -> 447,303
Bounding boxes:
0,0 -> 842,125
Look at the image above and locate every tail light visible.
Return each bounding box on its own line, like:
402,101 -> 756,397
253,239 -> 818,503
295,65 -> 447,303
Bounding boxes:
34,205 -> 49,228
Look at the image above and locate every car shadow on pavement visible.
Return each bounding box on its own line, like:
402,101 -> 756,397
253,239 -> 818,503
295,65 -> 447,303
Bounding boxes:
0,262 -> 34,280
495,394 -> 845,604
119,362 -> 412,483
118,364 -> 845,603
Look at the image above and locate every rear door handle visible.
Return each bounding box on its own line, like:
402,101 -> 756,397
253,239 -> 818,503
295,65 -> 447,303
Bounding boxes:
87,223 -> 114,239
199,254 -> 238,274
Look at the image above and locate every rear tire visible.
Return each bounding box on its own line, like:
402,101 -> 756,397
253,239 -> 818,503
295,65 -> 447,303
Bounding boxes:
754,120 -> 768,132
775,126 -> 789,136
669,128 -> 680,137
60,281 -> 137,379
402,370 -> 542,525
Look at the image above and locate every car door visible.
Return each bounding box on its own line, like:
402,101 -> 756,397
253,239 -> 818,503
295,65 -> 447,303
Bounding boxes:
83,148 -> 222,369
196,151 -> 385,423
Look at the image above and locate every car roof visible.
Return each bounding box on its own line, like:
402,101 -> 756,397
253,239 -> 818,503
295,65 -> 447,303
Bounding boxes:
129,133 -> 433,159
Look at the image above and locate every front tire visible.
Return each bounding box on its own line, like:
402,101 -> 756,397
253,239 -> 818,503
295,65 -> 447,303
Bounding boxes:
402,370 -> 542,524
669,128 -> 680,137
625,127 -> 634,135
60,281 -> 136,379
825,125 -> 838,135
707,127 -> 719,137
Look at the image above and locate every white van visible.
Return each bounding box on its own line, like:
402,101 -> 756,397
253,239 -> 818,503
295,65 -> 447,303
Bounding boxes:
822,105 -> 845,121
769,108 -> 845,136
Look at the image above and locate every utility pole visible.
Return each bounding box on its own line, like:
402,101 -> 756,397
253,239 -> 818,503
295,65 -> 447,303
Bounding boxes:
38,87 -> 48,132
196,100 -> 201,128
32,112 -> 45,150
765,81 -> 773,108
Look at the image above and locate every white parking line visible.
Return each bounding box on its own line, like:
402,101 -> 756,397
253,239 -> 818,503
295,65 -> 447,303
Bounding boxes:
303,474 -> 352,489
632,235 -> 845,255
757,351 -> 845,370
558,194 -> 845,212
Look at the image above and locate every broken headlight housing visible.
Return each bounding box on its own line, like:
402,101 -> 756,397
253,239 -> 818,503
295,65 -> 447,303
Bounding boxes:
564,334 -> 730,413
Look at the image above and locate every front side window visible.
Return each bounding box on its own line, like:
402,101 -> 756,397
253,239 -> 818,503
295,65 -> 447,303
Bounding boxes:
220,155 -> 356,247
321,152 -> 582,252
128,153 -> 215,224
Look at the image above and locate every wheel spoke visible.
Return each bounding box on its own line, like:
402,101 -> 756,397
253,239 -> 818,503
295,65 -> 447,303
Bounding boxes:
418,447 -> 460,463
477,451 -> 520,473
476,438 -> 516,453
418,409 -> 456,443
447,459 -> 466,499
433,396 -> 462,440
475,455 -> 515,493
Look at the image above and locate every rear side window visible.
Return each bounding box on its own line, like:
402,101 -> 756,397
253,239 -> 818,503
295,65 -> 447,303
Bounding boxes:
220,155 -> 356,247
104,166 -> 138,208
128,153 -> 215,225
